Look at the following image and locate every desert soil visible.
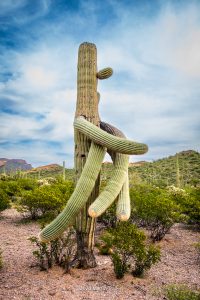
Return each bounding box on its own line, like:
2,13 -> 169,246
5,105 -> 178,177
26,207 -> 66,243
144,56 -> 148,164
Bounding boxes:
0,208 -> 199,300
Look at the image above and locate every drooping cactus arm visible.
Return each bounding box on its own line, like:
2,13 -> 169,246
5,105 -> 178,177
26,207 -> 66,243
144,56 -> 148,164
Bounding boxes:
88,151 -> 129,218
74,117 -> 148,155
99,121 -> 130,221
116,172 -> 130,221
39,142 -> 106,242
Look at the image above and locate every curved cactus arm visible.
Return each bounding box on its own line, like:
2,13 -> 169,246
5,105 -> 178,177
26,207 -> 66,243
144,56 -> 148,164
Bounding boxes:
88,152 -> 129,218
116,173 -> 130,221
39,142 -> 106,242
100,121 -> 130,221
74,117 -> 148,155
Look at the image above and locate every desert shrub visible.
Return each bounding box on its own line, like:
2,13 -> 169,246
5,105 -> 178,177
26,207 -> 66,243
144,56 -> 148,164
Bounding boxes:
29,227 -> 76,272
1,180 -> 22,198
17,184 -> 69,219
54,180 -> 74,197
168,186 -> 200,226
111,252 -> 128,279
100,222 -> 160,279
96,231 -> 114,255
132,244 -> 161,277
98,202 -> 117,228
18,178 -> 38,191
164,284 -> 200,300
0,188 -> 10,212
130,184 -> 183,241
170,187 -> 200,226
17,181 -> 74,219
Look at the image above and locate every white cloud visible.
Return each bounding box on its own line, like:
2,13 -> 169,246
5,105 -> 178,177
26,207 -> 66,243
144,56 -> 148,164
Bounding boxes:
0,0 -> 26,15
1,1 -> 200,166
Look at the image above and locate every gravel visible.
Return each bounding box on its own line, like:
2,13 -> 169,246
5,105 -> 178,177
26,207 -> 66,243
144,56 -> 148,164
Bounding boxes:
0,209 -> 199,300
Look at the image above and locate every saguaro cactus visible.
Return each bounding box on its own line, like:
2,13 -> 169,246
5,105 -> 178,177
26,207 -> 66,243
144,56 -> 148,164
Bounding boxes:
39,42 -> 148,268
63,161 -> 66,181
74,43 -> 101,267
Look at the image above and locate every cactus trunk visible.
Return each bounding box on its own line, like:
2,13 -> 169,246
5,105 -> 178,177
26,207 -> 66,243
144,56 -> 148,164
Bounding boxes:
73,42 -> 100,268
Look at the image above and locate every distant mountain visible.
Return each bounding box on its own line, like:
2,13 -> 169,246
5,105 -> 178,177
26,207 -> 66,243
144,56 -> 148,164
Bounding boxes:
27,163 -> 74,180
32,164 -> 62,172
0,158 -> 32,173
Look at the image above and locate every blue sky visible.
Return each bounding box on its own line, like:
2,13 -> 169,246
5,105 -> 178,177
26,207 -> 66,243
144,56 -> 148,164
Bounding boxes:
0,0 -> 200,167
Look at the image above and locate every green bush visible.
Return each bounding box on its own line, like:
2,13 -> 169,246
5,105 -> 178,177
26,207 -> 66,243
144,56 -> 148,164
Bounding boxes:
133,244 -> 161,277
29,227 -> 76,272
130,184 -> 183,241
1,180 -> 22,198
98,202 -> 117,228
18,178 -> 38,191
170,187 -> 200,226
17,182 -> 73,219
96,231 -> 114,255
111,252 -> 127,279
100,222 -> 160,279
0,188 -> 10,212
164,284 -> 200,300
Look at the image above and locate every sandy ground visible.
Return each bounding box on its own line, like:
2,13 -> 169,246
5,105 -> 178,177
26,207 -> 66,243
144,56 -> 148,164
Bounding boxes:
0,208 -> 199,300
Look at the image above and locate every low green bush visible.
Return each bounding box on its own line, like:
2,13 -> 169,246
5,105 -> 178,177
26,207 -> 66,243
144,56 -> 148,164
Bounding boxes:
18,178 -> 38,191
97,202 -> 117,228
164,284 -> 200,300
17,181 -> 74,219
29,227 -> 76,272
130,184 -> 183,241
170,187 -> 200,226
1,180 -> 22,198
96,231 -> 114,255
0,188 -> 10,212
100,222 -> 160,279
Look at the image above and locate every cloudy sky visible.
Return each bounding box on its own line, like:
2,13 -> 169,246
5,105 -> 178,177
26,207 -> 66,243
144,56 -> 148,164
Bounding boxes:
0,0 -> 200,167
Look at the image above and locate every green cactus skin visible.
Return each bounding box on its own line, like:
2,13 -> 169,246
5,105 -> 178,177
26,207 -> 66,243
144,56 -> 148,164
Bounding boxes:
39,142 -> 106,243
74,117 -> 148,155
100,121 -> 130,221
116,173 -> 130,221
97,68 -> 113,79
88,152 -> 129,218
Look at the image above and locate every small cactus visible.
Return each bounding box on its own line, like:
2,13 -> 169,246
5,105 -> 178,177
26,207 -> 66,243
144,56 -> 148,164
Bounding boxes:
63,161 -> 66,181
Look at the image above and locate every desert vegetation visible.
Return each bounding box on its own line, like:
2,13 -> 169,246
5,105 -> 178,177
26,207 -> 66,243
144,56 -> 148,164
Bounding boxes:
0,150 -> 199,299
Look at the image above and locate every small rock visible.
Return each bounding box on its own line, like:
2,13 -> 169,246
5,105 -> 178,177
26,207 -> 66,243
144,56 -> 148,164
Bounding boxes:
48,289 -> 57,296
